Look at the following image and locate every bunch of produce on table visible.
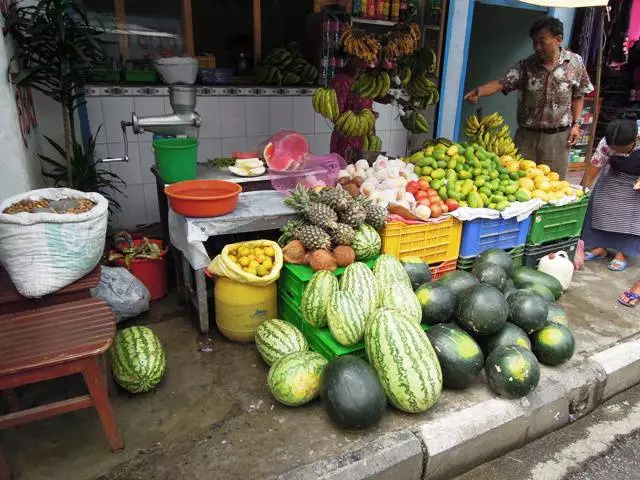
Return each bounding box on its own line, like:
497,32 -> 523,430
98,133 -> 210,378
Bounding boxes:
224,242 -> 278,278
3,197 -> 96,214
463,112 -> 518,157
253,45 -> 318,86
279,185 -> 384,271
340,23 -> 421,65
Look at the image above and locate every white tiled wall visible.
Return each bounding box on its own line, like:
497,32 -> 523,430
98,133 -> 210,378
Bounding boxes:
85,94 -> 410,229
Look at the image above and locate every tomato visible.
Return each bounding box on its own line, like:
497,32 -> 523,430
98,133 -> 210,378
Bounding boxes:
430,204 -> 442,218
427,194 -> 440,205
440,204 -> 449,213
415,190 -> 429,201
418,198 -> 431,207
418,179 -> 431,191
445,199 -> 460,212
426,188 -> 438,196
406,181 -> 419,195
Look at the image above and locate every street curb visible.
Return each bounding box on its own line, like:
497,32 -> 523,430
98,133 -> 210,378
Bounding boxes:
278,338 -> 640,480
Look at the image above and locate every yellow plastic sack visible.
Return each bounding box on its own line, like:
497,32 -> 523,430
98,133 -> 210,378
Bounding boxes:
207,239 -> 283,286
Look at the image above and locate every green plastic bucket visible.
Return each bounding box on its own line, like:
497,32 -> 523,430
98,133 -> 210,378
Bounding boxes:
153,138 -> 199,183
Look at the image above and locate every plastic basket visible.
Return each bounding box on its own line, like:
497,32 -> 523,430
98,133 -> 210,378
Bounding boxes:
526,196 -> 590,245
381,217 -> 462,264
522,237 -> 579,268
429,258 -> 457,281
124,70 -> 157,83
457,245 -> 525,272
459,215 -> 532,257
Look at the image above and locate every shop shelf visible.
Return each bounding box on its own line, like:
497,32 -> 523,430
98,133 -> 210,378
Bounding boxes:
526,195 -> 590,246
459,215 -> 531,257
457,245 -> 525,272
522,237 -> 579,268
381,217 -> 462,264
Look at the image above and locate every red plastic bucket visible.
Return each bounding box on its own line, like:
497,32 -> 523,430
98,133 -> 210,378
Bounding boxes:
114,239 -> 168,301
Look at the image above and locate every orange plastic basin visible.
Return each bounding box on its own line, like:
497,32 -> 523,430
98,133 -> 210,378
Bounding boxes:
165,180 -> 242,217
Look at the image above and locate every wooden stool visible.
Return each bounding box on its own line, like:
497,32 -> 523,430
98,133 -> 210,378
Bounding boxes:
0,298 -> 123,479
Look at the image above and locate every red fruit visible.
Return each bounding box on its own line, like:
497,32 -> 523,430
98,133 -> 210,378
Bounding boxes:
430,204 -> 442,218
415,190 -> 429,201
445,199 -> 460,211
441,204 -> 449,213
418,198 -> 431,207
426,188 -> 438,196
427,194 -> 440,205
418,179 -> 430,191
406,181 -> 419,195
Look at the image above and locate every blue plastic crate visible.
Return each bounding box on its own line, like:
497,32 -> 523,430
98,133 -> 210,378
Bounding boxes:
459,215 -> 532,257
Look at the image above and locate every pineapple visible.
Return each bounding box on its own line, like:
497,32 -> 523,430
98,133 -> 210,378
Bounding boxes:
357,197 -> 387,231
295,225 -> 331,251
330,223 -> 355,246
338,202 -> 367,229
285,185 -> 338,230
320,187 -> 352,212
278,219 -> 308,246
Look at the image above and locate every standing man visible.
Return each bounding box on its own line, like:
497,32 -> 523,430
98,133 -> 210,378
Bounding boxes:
464,15 -> 593,179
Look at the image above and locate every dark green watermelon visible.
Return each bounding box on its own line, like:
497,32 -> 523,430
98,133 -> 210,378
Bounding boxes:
471,262 -> 507,290
320,355 -> 386,430
400,257 -> 432,291
455,284 -> 509,336
507,290 -> 549,333
427,323 -> 484,389
415,282 -> 455,325
485,345 -> 540,398
502,279 -> 517,299
435,270 -> 479,299
477,248 -> 515,276
546,303 -> 568,326
531,323 -> 575,366
518,283 -> 555,303
511,267 -> 562,300
480,322 -> 531,356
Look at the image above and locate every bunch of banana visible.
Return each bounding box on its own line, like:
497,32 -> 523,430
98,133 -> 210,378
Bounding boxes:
465,113 -> 518,156
254,47 -> 318,85
289,59 -> 319,84
363,134 -> 383,152
312,87 -> 339,121
399,66 -> 412,87
404,47 -> 437,76
352,71 -> 391,99
341,27 -> 381,64
400,111 -> 429,134
335,109 -> 376,137
384,30 -> 419,59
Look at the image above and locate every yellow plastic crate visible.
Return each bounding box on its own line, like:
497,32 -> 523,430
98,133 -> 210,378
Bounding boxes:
381,217 -> 462,264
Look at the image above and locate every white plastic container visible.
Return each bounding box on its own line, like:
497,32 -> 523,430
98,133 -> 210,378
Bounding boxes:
154,57 -> 198,84
538,251 -> 574,291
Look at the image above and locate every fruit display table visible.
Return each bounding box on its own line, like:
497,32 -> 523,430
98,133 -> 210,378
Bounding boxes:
168,190 -> 297,333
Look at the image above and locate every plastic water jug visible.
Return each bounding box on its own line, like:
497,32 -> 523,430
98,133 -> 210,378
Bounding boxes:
537,251 -> 574,291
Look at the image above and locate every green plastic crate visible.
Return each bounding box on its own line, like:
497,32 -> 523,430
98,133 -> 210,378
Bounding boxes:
457,245 -> 524,272
278,290 -> 430,361
527,195 -> 589,245
278,256 -> 378,306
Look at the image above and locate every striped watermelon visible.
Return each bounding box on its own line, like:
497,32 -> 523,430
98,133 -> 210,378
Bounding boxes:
110,326 -> 166,394
365,308 -> 442,413
340,262 -> 379,316
373,254 -> 412,294
364,307 -> 413,363
327,291 -> 367,346
381,282 -> 422,324
301,270 -> 339,328
255,319 -> 308,366
268,351 -> 328,406
352,224 -> 382,260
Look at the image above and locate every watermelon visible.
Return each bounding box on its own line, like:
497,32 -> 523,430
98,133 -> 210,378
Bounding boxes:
507,290 -> 549,334
511,267 -> 563,300
255,319 -> 308,366
502,279 -> 517,299
327,291 -> 367,346
365,308 -> 442,413
471,262 -> 507,290
400,256 -> 432,290
263,132 -> 309,171
415,282 -> 455,325
340,262 -> 379,316
519,283 -> 555,303
320,355 -> 386,430
477,248 -> 515,276
301,270 -> 339,328
435,270 -> 479,299
455,284 -> 508,336
364,308 -> 413,363
480,322 -> 531,356
485,345 -> 540,398
531,323 -> 575,365
268,351 -> 328,406
381,282 -> 422,324
546,303 -> 568,326
110,326 -> 166,394
352,224 -> 381,260
427,323 -> 484,389
373,254 -> 412,291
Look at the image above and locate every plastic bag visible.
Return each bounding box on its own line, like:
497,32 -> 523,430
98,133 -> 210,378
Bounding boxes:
206,240 -> 283,286
261,131 -> 310,171
538,251 -> 574,290
573,239 -> 585,271
91,266 -> 150,322
270,153 -> 347,194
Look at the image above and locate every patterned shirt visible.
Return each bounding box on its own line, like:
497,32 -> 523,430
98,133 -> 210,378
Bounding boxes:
590,136 -> 640,168
499,49 -> 593,129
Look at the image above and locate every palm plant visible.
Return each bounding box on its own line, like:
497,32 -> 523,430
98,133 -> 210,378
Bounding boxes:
4,0 -> 123,199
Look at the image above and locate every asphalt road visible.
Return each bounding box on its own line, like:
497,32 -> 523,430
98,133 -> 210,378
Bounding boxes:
455,384 -> 640,480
